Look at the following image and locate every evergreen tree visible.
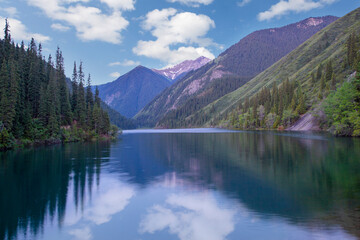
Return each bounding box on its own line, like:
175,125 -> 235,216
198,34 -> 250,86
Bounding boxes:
77,62 -> 86,127
325,60 -> 333,83
94,86 -> 101,107
71,62 -> 78,114
319,74 -> 325,99
330,73 -> 337,90
86,74 -> 94,109
56,48 -> 72,125
295,87 -> 306,115
316,63 -> 323,80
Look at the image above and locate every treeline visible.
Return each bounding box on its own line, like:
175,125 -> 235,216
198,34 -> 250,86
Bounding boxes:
324,32 -> 360,136
226,78 -> 306,130
224,31 -> 360,136
0,20 -> 117,150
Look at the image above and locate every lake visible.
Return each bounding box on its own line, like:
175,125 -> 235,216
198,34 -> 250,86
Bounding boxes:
1,129 -> 360,240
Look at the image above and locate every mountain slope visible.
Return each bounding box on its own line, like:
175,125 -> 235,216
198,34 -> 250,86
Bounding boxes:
135,16 -> 338,127
96,66 -> 171,118
187,7 -> 360,128
152,56 -> 211,82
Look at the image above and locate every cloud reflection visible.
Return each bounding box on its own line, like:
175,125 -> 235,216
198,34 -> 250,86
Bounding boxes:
66,177 -> 135,239
85,179 -> 134,225
140,193 -> 235,240
68,227 -> 92,240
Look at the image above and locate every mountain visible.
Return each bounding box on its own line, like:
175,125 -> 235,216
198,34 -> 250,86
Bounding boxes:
96,66 -> 171,118
183,8 -> 360,130
66,78 -> 135,129
152,56 -> 212,82
99,101 -> 137,129
135,16 -> 338,127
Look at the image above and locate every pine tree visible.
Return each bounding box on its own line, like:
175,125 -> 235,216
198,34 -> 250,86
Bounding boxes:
7,59 -> 19,130
316,63 -> 323,80
319,74 -> 325,99
325,60 -> 333,83
295,87 -> 306,115
92,103 -> 101,134
330,73 -> 336,91
56,48 -> 72,125
94,86 -> 101,107
311,72 -> 316,84
71,62 -> 78,114
86,74 -> 94,109
77,61 -> 86,127
0,61 -> 10,129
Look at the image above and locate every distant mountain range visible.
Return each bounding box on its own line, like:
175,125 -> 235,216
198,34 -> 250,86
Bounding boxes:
95,57 -> 211,118
134,16 -> 338,127
152,56 -> 212,82
189,7 -> 360,131
96,66 -> 171,118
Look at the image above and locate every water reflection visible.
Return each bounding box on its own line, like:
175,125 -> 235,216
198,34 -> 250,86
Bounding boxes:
66,176 -> 135,240
0,130 -> 359,240
140,193 -> 235,240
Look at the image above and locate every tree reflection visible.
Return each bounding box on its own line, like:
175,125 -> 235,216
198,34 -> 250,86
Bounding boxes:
0,142 -> 111,240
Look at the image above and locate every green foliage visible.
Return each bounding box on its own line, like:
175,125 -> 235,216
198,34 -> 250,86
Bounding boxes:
223,79 -> 303,130
0,122 -> 15,150
185,8 -> 360,130
0,22 -> 113,150
324,80 -> 360,136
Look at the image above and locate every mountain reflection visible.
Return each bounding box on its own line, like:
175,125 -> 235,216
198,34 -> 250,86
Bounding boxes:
115,131 -> 360,238
0,131 -> 359,240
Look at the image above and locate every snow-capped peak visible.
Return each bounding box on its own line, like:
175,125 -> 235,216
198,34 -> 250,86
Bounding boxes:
153,56 -> 212,82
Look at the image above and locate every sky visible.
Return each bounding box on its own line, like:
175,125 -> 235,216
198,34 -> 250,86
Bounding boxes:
0,0 -> 359,85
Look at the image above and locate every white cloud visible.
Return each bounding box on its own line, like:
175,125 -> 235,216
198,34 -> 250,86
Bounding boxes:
68,227 -> 92,240
237,0 -> 251,7
26,0 -> 135,43
0,16 -> 50,42
110,72 -> 121,78
100,0 -> 135,10
140,193 -> 235,240
1,7 -> 18,17
167,0 -> 213,7
258,0 -> 337,21
109,59 -> 140,67
133,8 -> 216,66
51,23 -> 70,31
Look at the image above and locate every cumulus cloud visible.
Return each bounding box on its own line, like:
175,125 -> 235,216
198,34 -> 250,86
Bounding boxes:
100,0 -> 135,10
258,0 -> 337,21
1,7 -> 18,17
0,16 -> 50,42
139,193 -> 235,240
51,23 -> 70,31
26,0 -> 134,43
133,8 -> 216,66
110,72 -> 121,78
109,59 -> 140,67
237,0 -> 251,7
167,0 -> 213,7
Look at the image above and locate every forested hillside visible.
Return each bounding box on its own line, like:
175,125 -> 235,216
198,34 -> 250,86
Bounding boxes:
0,20 -> 117,150
188,8 -> 360,136
135,16 -> 337,127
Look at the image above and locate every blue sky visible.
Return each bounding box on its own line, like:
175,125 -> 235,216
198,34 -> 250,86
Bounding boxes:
0,0 -> 359,85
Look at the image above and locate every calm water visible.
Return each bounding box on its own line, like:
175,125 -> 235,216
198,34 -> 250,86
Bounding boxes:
1,129 -> 360,240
